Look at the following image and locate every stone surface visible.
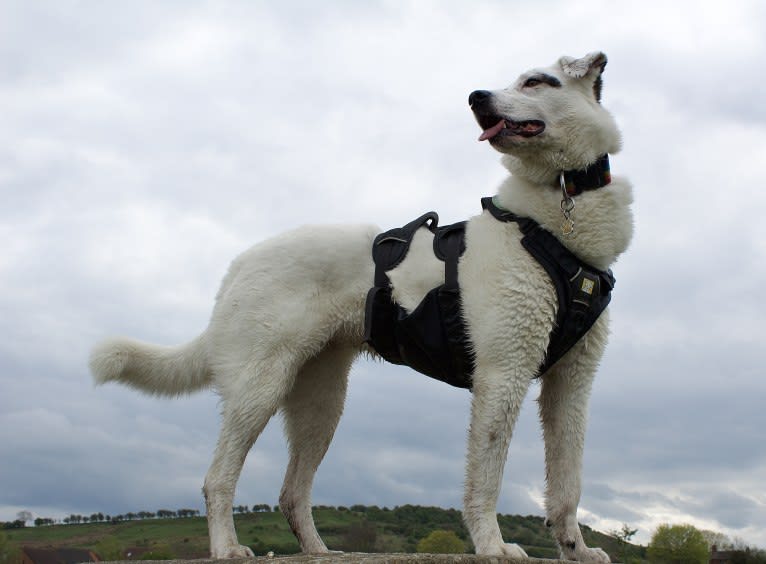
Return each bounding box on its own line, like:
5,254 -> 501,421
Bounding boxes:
96,556 -> 566,564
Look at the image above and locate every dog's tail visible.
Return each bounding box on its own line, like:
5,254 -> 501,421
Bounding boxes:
89,333 -> 212,397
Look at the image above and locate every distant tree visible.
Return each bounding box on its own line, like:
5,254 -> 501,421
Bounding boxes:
609,523 -> 638,562
16,511 -> 32,526
416,530 -> 466,554
65,514 -> 83,525
701,530 -> 733,550
610,523 -> 639,563
252,504 -> 271,512
611,523 -> 638,542
648,524 -> 708,564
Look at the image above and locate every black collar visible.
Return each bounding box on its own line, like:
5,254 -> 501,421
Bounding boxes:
561,154 -> 611,196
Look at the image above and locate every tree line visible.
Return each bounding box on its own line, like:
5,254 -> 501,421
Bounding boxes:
4,504 -> 400,529
3,508 -> 203,529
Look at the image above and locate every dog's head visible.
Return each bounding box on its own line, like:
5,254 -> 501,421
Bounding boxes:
470,52 -> 621,182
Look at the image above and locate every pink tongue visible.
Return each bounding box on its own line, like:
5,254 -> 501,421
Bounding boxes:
478,119 -> 505,141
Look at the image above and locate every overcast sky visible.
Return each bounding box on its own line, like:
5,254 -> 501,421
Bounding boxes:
1,0 -> 765,550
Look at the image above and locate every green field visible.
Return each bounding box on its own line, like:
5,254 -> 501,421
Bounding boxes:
3,505 -> 646,561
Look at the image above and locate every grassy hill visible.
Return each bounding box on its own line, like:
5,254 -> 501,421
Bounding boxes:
3,505 -> 646,561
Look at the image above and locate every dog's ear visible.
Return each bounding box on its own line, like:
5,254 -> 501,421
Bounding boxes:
558,51 -> 607,102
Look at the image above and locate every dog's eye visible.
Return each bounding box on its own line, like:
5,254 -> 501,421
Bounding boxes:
524,78 -> 542,88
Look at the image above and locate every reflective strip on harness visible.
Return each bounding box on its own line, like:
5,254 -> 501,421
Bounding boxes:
363,197 -> 615,389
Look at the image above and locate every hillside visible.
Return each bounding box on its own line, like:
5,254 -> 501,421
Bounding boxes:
2,505 -> 646,562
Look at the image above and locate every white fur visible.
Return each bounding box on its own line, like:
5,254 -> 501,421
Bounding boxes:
90,52 -> 633,561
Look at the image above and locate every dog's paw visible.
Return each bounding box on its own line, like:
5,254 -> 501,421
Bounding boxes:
211,544 -> 255,559
562,545 -> 610,563
475,539 -> 528,558
501,543 -> 529,558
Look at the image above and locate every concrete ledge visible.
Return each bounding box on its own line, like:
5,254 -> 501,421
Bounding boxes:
97,556 -> 565,564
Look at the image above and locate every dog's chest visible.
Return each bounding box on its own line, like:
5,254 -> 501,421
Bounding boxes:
459,214 -> 557,337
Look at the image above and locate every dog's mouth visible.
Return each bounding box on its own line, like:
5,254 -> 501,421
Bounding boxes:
476,116 -> 546,141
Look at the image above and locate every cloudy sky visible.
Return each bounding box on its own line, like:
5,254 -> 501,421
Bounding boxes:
1,0 -> 765,550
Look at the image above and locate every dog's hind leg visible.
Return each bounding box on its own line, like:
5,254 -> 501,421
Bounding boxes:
279,345 -> 356,553
203,361 -> 298,559
538,314 -> 610,563
463,365 -> 533,557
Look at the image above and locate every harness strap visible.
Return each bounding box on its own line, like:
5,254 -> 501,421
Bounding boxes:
481,195 -> 615,375
433,222 -> 466,290
481,196 -> 536,234
371,211 -> 438,287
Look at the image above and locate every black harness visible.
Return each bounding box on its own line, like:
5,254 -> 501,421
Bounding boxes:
363,197 -> 615,390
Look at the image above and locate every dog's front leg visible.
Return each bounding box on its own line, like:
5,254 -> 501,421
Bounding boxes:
538,316 -> 610,563
463,367 -> 532,557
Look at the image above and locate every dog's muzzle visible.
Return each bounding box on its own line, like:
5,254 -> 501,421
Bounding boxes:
469,90 -> 545,141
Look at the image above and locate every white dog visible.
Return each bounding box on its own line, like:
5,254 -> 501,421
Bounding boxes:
91,52 -> 633,561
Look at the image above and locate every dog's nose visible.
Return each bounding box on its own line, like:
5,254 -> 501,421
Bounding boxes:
468,90 -> 492,108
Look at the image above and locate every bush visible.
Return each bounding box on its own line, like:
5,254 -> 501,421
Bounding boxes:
416,530 -> 466,554
648,524 -> 708,564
